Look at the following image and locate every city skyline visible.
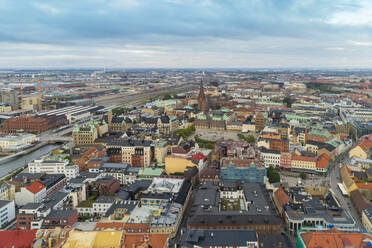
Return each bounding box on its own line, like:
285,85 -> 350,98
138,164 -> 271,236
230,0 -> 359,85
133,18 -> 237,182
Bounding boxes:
1,0 -> 372,68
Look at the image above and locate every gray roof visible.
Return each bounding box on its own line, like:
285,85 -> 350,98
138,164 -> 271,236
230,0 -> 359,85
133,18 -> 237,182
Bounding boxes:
188,182 -> 281,226
20,202 -> 42,210
179,229 -> 257,247
45,209 -> 76,219
0,200 -> 12,208
107,139 -> 153,147
103,200 -> 138,217
94,195 -> 116,204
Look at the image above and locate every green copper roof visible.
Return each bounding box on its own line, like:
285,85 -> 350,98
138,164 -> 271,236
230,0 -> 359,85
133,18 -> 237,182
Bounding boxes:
139,167 -> 163,177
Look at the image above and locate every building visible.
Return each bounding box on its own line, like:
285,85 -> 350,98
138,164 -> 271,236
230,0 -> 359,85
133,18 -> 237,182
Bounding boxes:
0,182 -> 15,201
178,229 -> 259,248
362,206 -> 372,233
0,200 -> 15,228
106,139 -> 153,167
187,182 -> 282,233
349,140 -> 372,159
165,150 -> 209,175
15,182 -> 47,206
105,110 -> 133,132
0,229 -> 37,248
28,155 -> 79,179
284,188 -> 355,235
72,119 -> 108,146
220,163 -> 266,183
2,115 -> 68,134
297,229 -> 372,248
260,148 -> 281,168
0,133 -> 38,151
42,209 -> 78,229
0,88 -> 19,105
255,112 -> 266,133
197,81 -> 208,112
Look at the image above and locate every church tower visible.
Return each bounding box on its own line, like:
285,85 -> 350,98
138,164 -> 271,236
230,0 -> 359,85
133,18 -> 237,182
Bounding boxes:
197,80 -> 208,112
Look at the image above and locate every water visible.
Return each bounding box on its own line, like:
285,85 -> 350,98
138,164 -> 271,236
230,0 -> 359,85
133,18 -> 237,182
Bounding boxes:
0,144 -> 60,178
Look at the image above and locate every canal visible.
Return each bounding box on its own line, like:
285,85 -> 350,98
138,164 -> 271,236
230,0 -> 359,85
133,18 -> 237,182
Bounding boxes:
0,144 -> 60,178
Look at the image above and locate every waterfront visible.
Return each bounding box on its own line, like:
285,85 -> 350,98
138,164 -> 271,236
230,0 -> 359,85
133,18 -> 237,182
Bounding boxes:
0,144 -> 60,178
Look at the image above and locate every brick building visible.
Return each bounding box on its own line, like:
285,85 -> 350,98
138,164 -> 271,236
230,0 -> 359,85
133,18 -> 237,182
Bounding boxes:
2,115 -> 67,134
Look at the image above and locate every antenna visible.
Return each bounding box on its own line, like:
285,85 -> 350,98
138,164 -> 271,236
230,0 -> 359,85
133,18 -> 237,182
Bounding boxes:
37,78 -> 42,112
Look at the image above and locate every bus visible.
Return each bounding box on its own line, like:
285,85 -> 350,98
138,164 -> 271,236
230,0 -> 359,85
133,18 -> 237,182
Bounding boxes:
337,183 -> 348,196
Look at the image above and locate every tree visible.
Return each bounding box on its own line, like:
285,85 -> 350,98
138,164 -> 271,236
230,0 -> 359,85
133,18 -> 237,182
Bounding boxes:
267,166 -> 281,184
300,172 -> 307,180
246,135 -> 255,143
163,94 -> 172,100
283,96 -> 295,108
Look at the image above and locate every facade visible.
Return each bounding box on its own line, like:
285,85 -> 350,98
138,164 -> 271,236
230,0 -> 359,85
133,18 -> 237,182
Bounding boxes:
2,115 -> 68,134
0,182 -> 15,201
362,206 -> 372,233
15,182 -> 47,206
0,88 -> 19,105
0,133 -> 38,151
284,188 -> 355,235
28,156 -> 79,179
72,119 -> 108,146
255,112 -> 266,133
197,81 -> 208,112
220,163 -> 266,183
106,139 -> 153,167
0,200 -> 15,228
260,148 -> 281,168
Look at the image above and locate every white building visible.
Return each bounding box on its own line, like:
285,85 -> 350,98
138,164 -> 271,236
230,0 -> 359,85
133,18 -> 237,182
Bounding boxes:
28,156 -> 79,179
0,200 -> 15,228
260,149 -> 281,168
15,182 -> 47,206
0,133 -> 39,151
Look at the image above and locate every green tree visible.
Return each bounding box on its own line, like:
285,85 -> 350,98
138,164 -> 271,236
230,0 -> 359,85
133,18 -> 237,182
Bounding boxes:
163,94 -> 172,100
283,96 -> 295,108
300,172 -> 307,180
267,166 -> 280,184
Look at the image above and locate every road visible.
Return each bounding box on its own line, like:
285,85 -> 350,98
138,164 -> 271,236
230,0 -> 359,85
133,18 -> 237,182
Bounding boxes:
328,148 -> 362,228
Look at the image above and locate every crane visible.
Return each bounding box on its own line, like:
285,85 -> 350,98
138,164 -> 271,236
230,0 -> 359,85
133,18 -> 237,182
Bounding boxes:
18,76 -> 43,114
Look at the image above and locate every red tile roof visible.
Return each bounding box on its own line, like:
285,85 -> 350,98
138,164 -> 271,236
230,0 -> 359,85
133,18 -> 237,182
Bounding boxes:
123,234 -> 168,248
0,229 -> 37,248
274,188 -> 289,207
190,152 -> 207,161
292,155 -> 317,163
359,141 -> 372,152
26,181 -> 46,194
95,222 -> 124,230
316,154 -> 330,169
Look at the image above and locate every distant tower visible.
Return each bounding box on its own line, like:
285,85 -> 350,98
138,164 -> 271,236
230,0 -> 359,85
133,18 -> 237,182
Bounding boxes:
108,110 -> 113,125
197,80 -> 208,112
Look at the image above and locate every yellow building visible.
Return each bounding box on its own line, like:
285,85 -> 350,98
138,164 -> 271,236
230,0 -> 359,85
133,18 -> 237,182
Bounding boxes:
154,141 -> 168,163
340,165 -> 358,195
0,182 -> 15,201
165,155 -> 198,174
349,145 -> 368,159
291,156 -> 317,171
63,230 -> 124,248
362,207 -> 372,233
0,105 -> 12,113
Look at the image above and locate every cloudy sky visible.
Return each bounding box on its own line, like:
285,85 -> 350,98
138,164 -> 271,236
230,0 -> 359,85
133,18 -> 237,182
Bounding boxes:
1,0 -> 372,68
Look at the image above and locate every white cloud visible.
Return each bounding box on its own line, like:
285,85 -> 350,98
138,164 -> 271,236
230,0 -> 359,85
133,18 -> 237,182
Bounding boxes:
348,40 -> 372,47
327,1 -> 372,26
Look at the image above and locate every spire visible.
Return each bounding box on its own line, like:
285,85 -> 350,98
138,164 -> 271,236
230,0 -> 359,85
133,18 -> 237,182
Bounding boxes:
197,74 -> 208,112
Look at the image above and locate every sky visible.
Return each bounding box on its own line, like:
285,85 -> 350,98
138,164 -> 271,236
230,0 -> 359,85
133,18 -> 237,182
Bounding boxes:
0,0 -> 372,69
